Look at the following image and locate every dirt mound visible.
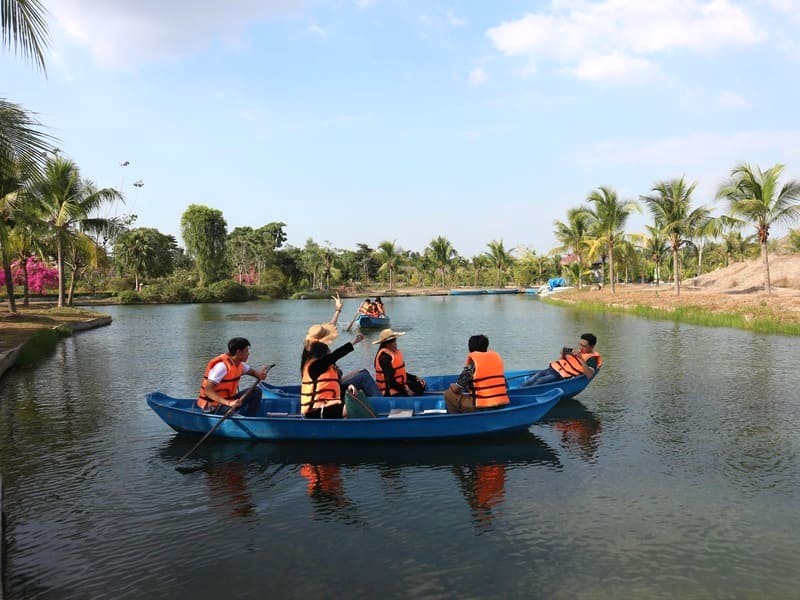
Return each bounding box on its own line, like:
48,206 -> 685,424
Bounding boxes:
690,254 -> 800,293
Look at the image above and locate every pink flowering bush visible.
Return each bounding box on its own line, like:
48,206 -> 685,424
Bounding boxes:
0,256 -> 59,293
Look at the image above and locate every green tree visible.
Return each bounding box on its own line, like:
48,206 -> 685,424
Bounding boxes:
375,240 -> 402,290
180,204 -> 229,287
717,163 -> 800,293
484,239 -> 514,287
1,0 -> 49,71
787,229 -> 800,253
554,207 -> 591,289
28,156 -> 122,306
115,227 -> 176,290
584,186 -> 639,293
425,236 -> 457,288
641,177 -> 710,296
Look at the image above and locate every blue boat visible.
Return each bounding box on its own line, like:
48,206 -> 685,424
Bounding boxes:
448,289 -> 487,295
260,368 -> 598,401
356,314 -> 390,329
145,388 -> 564,441
485,288 -> 520,295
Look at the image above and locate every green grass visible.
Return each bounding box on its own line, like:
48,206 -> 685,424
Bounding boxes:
15,326 -> 73,367
542,298 -> 800,336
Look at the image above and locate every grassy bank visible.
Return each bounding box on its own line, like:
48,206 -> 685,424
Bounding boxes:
543,292 -> 800,336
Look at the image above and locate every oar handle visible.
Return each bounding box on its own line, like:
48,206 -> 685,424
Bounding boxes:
345,311 -> 360,332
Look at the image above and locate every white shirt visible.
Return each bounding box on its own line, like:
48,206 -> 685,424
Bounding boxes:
207,361 -> 251,384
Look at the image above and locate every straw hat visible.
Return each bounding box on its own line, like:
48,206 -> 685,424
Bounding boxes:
305,323 -> 338,346
372,328 -> 406,344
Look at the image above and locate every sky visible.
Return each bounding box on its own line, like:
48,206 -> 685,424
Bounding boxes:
3,0 -> 800,258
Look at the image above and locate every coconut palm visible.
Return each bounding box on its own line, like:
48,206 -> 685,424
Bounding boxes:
1,0 -> 49,71
641,177 -> 710,296
484,239 -> 514,287
375,240 -> 402,290
717,163 -> 800,292
583,186 -> 639,293
426,236 -> 457,288
27,156 -> 122,306
554,207 -> 591,289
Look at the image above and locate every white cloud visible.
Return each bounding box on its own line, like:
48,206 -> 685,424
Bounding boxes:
571,53 -> 658,82
487,0 -> 765,82
574,130 -> 800,171
468,67 -> 488,86
308,23 -> 327,36
50,0 -> 305,67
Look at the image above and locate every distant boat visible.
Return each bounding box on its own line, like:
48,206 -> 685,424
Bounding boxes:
449,289 -> 487,296
522,288 -> 539,295
486,288 -> 520,295
356,314 -> 390,329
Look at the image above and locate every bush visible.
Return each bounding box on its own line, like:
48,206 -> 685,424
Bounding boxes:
209,279 -> 250,302
190,287 -> 217,303
117,291 -> 142,304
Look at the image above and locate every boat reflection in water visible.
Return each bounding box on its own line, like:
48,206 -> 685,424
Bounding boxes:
158,430 -> 559,528
540,398 -> 602,461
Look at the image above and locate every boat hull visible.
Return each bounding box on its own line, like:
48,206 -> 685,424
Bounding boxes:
146,388 -> 563,441
356,314 -> 390,329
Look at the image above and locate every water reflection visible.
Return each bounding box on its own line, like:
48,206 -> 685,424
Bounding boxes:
157,431 -> 559,530
452,463 -> 507,532
540,398 -> 602,461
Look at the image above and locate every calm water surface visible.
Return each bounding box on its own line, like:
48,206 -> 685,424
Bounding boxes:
1,295 -> 799,599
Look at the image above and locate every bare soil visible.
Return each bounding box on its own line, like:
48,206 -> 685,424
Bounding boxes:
552,254 -> 800,327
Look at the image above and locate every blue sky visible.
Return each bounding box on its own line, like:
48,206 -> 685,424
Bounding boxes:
4,0 -> 800,257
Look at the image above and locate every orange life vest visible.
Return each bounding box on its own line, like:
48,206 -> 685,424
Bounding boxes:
550,351 -> 602,379
468,350 -> 510,409
197,354 -> 245,410
300,360 -> 341,415
374,347 -> 407,395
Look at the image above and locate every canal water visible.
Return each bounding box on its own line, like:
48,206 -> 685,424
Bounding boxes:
1,295 -> 798,598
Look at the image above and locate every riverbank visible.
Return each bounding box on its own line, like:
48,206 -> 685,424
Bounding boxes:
0,306 -> 112,380
544,255 -> 800,334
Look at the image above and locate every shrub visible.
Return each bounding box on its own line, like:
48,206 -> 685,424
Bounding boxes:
117,291 -> 142,304
191,287 -> 217,303
209,279 -> 249,302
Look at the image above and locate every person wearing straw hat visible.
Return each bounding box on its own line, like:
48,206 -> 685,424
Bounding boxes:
445,334 -> 509,413
372,328 -> 427,396
301,324 -> 363,418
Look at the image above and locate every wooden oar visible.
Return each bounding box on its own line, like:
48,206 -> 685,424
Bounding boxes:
345,310 -> 360,332
175,377 -> 263,472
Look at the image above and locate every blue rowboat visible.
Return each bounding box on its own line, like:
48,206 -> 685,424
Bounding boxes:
485,288 -> 520,295
356,314 -> 390,329
145,388 -> 564,441
260,368 -> 598,401
449,289 -> 487,295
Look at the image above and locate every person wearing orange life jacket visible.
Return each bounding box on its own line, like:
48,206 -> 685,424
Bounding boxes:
301,324 -> 372,418
522,333 -> 602,386
373,296 -> 386,317
197,337 -> 270,415
372,328 -> 427,396
445,334 -> 510,413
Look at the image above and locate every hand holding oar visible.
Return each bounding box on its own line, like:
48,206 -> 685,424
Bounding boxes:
175,365 -> 274,472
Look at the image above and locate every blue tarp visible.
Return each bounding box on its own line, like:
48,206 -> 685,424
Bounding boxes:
548,277 -> 566,291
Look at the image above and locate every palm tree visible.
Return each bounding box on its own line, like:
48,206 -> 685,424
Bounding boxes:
717,163 -> 800,293
375,240 -> 402,290
641,177 -> 710,296
1,0 -> 49,71
641,225 -> 668,285
28,156 -> 122,306
484,239 -> 513,287
584,186 -> 639,293
554,207 -> 591,289
426,236 -> 457,288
